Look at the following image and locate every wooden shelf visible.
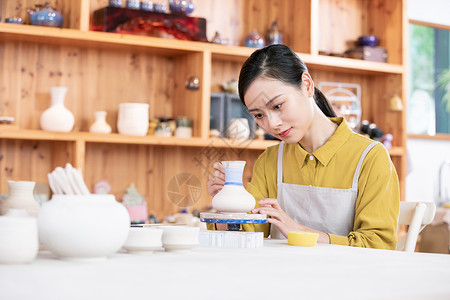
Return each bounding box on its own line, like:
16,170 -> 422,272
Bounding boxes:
0,128 -> 279,150
0,128 -> 404,156
0,23 -> 403,75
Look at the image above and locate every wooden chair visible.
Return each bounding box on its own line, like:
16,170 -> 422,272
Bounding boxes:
396,201 -> 436,252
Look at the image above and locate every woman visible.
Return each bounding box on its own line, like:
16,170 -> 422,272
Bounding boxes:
207,44 -> 399,249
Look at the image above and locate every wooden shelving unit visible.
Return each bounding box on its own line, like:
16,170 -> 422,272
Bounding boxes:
0,0 -> 408,218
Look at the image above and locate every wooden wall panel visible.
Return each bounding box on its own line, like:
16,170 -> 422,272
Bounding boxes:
84,142 -> 264,219
319,0 -> 403,63
240,0 -> 311,53
367,0 -> 403,64
318,0 -> 365,54
0,140 -> 74,192
211,59 -> 242,93
0,41 -> 179,132
173,52 -> 205,137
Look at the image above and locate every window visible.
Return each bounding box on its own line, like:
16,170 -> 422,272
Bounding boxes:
408,21 -> 450,135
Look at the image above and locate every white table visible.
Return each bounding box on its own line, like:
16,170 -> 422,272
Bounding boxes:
1,239 -> 450,300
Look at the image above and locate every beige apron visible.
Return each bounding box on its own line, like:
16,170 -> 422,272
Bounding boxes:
270,141 -> 379,239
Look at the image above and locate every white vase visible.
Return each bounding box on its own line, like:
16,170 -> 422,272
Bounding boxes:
0,181 -> 40,217
38,194 -> 130,261
40,86 -> 74,132
212,161 -> 255,213
0,209 -> 39,264
227,118 -> 250,140
89,111 -> 112,134
117,103 -> 149,136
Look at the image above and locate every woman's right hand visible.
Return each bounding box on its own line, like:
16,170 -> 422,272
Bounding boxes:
207,162 -> 225,197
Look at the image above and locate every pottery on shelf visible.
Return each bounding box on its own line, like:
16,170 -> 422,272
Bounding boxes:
40,86 -> 74,132
169,0 -> 195,15
212,161 -> 255,213
227,118 -> 250,140
267,21 -> 283,45
244,30 -> 265,48
117,103 -> 149,136
0,181 -> 40,217
27,3 -> 63,28
0,209 -> 39,264
38,194 -> 130,261
90,111 -> 112,134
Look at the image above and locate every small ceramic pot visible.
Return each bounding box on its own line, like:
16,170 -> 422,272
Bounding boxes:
244,30 -> 265,48
157,225 -> 199,252
90,111 -> 112,134
227,118 -> 250,140
38,194 -> 130,261
123,227 -> 163,254
0,209 -> 38,264
0,181 -> 40,217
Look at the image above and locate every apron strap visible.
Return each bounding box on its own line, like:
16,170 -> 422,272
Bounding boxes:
277,141 -> 285,185
351,141 -> 379,189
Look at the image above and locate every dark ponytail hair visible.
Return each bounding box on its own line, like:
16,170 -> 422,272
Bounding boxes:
238,44 -> 336,118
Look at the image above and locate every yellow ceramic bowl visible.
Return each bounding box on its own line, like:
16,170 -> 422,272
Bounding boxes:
288,231 -> 319,247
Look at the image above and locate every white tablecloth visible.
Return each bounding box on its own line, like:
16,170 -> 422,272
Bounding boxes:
1,239 -> 450,300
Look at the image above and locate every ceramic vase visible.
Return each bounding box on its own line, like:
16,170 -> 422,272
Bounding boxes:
40,86 -> 74,132
38,194 -> 130,261
0,181 -> 40,217
212,161 -> 255,213
117,103 -> 149,136
0,209 -> 39,264
90,111 -> 112,134
227,118 -> 250,140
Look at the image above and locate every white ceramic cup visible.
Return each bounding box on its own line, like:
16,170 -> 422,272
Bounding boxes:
123,227 -> 163,254
0,209 -> 39,264
157,225 -> 199,252
117,103 -> 149,136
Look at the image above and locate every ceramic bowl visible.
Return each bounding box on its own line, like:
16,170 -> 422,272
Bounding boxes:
357,35 -> 379,47
38,194 -> 130,261
123,227 -> 163,254
157,225 -> 199,252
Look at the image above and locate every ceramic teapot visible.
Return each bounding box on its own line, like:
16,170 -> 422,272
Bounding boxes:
27,3 -> 63,27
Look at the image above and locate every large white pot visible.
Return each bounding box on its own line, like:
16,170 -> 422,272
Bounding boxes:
38,194 -> 130,261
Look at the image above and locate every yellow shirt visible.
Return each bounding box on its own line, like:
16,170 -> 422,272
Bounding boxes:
244,117 -> 399,250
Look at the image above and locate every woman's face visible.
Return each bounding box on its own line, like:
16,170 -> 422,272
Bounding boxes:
244,76 -> 314,144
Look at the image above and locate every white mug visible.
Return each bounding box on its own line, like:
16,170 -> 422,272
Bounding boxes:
117,103 -> 149,136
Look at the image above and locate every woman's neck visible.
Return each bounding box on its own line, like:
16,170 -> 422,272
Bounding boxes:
299,107 -> 338,153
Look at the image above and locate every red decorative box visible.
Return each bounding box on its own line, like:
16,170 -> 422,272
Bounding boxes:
92,7 -> 208,42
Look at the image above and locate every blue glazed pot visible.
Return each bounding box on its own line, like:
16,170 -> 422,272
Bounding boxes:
357,35 -> 379,47
244,30 -> 265,48
27,4 -> 63,28
169,0 -> 195,15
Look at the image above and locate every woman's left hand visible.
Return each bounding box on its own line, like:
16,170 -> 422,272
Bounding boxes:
251,198 -> 303,238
